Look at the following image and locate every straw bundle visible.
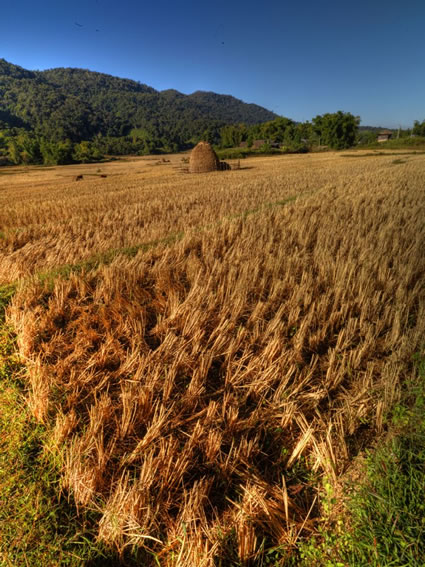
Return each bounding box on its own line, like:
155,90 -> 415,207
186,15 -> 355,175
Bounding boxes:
189,141 -> 220,173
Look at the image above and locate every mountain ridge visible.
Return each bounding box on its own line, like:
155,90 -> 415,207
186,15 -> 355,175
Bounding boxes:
0,59 -> 277,143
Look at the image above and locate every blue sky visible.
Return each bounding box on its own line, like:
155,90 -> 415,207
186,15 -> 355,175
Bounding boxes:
2,0 -> 424,127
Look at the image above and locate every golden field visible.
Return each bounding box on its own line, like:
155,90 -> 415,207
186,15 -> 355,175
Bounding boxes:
1,150 -> 420,282
2,150 -> 425,565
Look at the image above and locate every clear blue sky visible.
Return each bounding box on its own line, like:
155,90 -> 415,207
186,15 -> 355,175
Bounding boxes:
2,0 -> 424,128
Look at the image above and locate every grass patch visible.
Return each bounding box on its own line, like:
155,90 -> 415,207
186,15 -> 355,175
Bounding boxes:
215,146 -> 296,160
35,232 -> 184,289
0,169 -> 23,175
0,380 -> 101,566
359,136 -> 425,150
0,285 -> 17,318
31,194 -> 299,289
341,151 -> 425,158
0,285 -> 143,566
299,351 -> 425,566
341,152 -> 386,158
215,147 -> 252,160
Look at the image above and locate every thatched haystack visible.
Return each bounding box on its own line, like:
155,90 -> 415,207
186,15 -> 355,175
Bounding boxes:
189,141 -> 220,173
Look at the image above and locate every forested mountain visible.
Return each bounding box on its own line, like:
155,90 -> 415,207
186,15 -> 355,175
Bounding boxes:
0,59 -> 276,143
4,58 -> 408,167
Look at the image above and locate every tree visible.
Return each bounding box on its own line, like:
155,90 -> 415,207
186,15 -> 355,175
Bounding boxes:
294,122 -> 313,144
39,138 -> 74,165
0,59 -> 275,156
220,125 -> 247,148
201,125 -> 220,146
72,141 -> 101,163
7,139 -> 21,164
259,117 -> 295,144
412,120 -> 425,137
357,130 -> 377,145
312,111 -> 360,149
0,131 -> 7,154
18,132 -> 42,164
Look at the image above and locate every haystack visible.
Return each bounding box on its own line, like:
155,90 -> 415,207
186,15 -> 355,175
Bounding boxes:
189,141 -> 220,173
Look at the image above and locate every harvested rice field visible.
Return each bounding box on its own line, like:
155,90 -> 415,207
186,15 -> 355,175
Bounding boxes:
1,150 -> 425,565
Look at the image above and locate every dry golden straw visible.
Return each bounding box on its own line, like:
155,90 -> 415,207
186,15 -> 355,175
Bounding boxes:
2,150 -> 425,565
189,141 -> 220,173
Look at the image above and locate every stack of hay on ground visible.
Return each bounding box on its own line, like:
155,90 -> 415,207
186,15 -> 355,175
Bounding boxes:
189,141 -> 228,173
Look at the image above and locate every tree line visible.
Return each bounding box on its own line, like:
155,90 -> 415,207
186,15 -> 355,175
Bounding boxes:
216,111 -> 360,152
0,129 -> 184,166
2,113 -> 424,166
1,60 -> 424,166
0,59 -> 275,164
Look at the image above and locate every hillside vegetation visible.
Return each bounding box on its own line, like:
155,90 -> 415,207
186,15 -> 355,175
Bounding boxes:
1,151 -> 424,565
0,59 -> 275,144
0,59 -> 362,166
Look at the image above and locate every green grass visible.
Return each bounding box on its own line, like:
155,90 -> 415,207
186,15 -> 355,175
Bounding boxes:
0,285 -> 141,566
215,146 -> 290,160
357,136 -> 425,151
298,351 -> 425,566
0,380 -> 102,566
0,285 -> 17,317
35,232 -> 185,290
341,151 -> 425,158
12,193 -> 301,291
215,147 -> 252,159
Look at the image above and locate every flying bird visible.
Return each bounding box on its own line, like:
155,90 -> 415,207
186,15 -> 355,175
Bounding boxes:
74,22 -> 83,27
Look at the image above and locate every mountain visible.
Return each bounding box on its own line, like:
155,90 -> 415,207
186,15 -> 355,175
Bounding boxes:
0,59 -> 277,143
358,125 -> 394,132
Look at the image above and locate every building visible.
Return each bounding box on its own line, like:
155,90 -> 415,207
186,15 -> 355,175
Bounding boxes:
377,130 -> 393,143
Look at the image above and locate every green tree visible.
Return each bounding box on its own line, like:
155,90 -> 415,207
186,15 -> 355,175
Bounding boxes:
201,125 -> 220,145
312,111 -> 359,149
37,138 -> 74,165
357,130 -> 377,145
130,128 -> 158,155
259,117 -> 295,144
54,140 -> 75,164
220,124 -> 247,148
72,141 -> 100,163
0,131 -> 9,155
7,139 -> 21,164
18,133 -> 42,164
412,120 -> 425,137
293,121 -> 313,144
